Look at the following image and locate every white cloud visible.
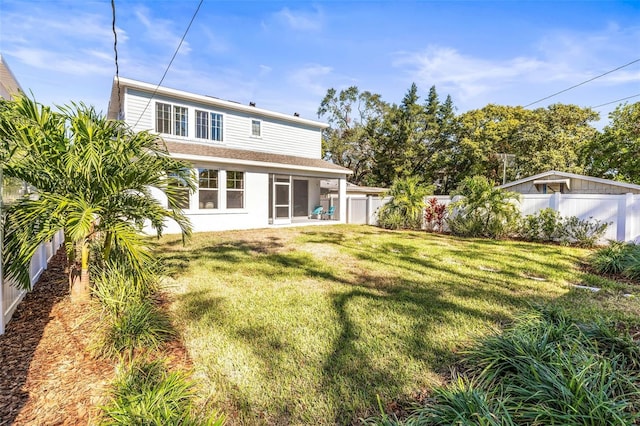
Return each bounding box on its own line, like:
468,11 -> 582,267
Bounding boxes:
274,7 -> 323,31
393,46 -> 562,101
134,6 -> 191,55
259,65 -> 273,76
9,47 -> 113,76
289,65 -> 333,96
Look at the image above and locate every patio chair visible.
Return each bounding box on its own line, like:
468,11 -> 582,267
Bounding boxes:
310,205 -> 324,219
322,205 -> 335,220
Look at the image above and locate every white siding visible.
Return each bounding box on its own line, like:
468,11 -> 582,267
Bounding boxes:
124,89 -> 321,159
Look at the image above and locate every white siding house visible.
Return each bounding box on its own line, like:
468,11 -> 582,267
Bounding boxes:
107,77 -> 352,233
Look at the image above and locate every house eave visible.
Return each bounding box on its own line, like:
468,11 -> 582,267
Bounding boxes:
109,76 -> 329,129
169,152 -> 352,176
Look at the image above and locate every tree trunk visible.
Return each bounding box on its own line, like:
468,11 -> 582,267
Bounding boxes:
70,242 -> 90,302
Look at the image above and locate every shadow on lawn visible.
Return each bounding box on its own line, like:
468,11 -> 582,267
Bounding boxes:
160,231 -> 572,425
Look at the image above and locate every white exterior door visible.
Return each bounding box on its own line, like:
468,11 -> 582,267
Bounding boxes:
272,175 -> 291,224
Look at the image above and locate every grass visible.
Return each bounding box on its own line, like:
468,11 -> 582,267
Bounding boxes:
154,225 -> 640,425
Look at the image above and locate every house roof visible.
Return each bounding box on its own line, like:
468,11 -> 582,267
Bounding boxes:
499,170 -> 640,192
0,54 -> 23,100
163,141 -> 352,176
108,76 -> 329,130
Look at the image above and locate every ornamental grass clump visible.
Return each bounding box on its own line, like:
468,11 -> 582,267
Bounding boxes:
101,358 -> 225,425
386,308 -> 640,425
590,241 -> 640,282
91,259 -> 174,360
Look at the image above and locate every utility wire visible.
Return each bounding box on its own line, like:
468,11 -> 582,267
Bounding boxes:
591,93 -> 640,109
133,0 -> 204,128
523,58 -> 640,108
111,0 -> 121,118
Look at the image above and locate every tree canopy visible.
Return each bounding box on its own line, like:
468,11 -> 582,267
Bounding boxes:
318,84 -> 627,192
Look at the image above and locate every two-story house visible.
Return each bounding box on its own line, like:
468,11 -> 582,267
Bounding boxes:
107,77 -> 351,234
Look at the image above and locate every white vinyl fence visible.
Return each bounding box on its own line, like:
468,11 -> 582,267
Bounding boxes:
0,230 -> 64,335
345,193 -> 640,243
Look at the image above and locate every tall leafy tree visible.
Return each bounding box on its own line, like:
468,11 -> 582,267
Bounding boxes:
0,96 -> 195,301
581,102 -> 640,184
317,86 -> 387,185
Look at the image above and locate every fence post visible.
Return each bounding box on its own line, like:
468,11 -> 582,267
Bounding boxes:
551,192 -> 561,213
624,193 -> 634,242
366,195 -> 372,225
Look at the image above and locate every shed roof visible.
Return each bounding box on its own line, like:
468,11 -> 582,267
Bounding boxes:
499,170 -> 640,192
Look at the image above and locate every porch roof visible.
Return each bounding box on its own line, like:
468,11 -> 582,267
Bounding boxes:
164,141 -> 353,176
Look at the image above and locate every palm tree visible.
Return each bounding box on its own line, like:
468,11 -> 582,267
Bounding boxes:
0,96 -> 195,301
448,175 -> 520,238
378,176 -> 433,229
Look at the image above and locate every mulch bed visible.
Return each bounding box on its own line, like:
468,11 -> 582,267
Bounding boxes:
0,249 -> 192,425
0,249 -> 112,425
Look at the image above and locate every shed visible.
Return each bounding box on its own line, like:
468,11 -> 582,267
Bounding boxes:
499,170 -> 640,195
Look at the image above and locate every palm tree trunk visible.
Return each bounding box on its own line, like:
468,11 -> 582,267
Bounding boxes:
70,241 -> 90,302
103,231 -> 112,260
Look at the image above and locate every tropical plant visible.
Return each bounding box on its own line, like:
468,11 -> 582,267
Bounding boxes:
377,176 -> 433,230
423,197 -> 447,232
447,176 -> 520,238
0,96 -> 195,300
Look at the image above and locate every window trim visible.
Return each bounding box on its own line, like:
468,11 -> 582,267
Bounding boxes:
155,101 -> 189,138
197,168 -> 219,210
226,170 -> 245,209
250,119 -> 262,138
195,109 -> 224,142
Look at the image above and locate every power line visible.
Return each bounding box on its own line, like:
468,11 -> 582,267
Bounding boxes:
133,0 -> 204,128
523,58 -> 640,108
111,0 -> 121,118
591,93 -> 640,109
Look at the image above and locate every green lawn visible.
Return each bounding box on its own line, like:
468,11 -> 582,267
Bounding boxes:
155,225 -> 640,425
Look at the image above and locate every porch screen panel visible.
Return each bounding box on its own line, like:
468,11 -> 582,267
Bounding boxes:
293,180 -> 308,217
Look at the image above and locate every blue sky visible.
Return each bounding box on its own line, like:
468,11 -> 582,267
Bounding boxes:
1,0 -> 639,127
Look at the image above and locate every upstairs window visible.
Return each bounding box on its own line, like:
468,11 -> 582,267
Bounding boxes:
196,110 -> 223,141
174,106 -> 188,136
251,119 -> 261,137
155,102 -> 188,137
156,103 -> 172,134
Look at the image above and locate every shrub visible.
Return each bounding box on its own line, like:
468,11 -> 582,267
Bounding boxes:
101,358 -> 225,425
519,210 -> 609,248
519,208 -> 562,242
424,197 -> 447,233
448,176 -> 520,239
558,215 -> 609,247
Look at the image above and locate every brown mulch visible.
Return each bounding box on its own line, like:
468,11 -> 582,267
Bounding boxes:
0,249 -> 192,425
0,249 -> 112,425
